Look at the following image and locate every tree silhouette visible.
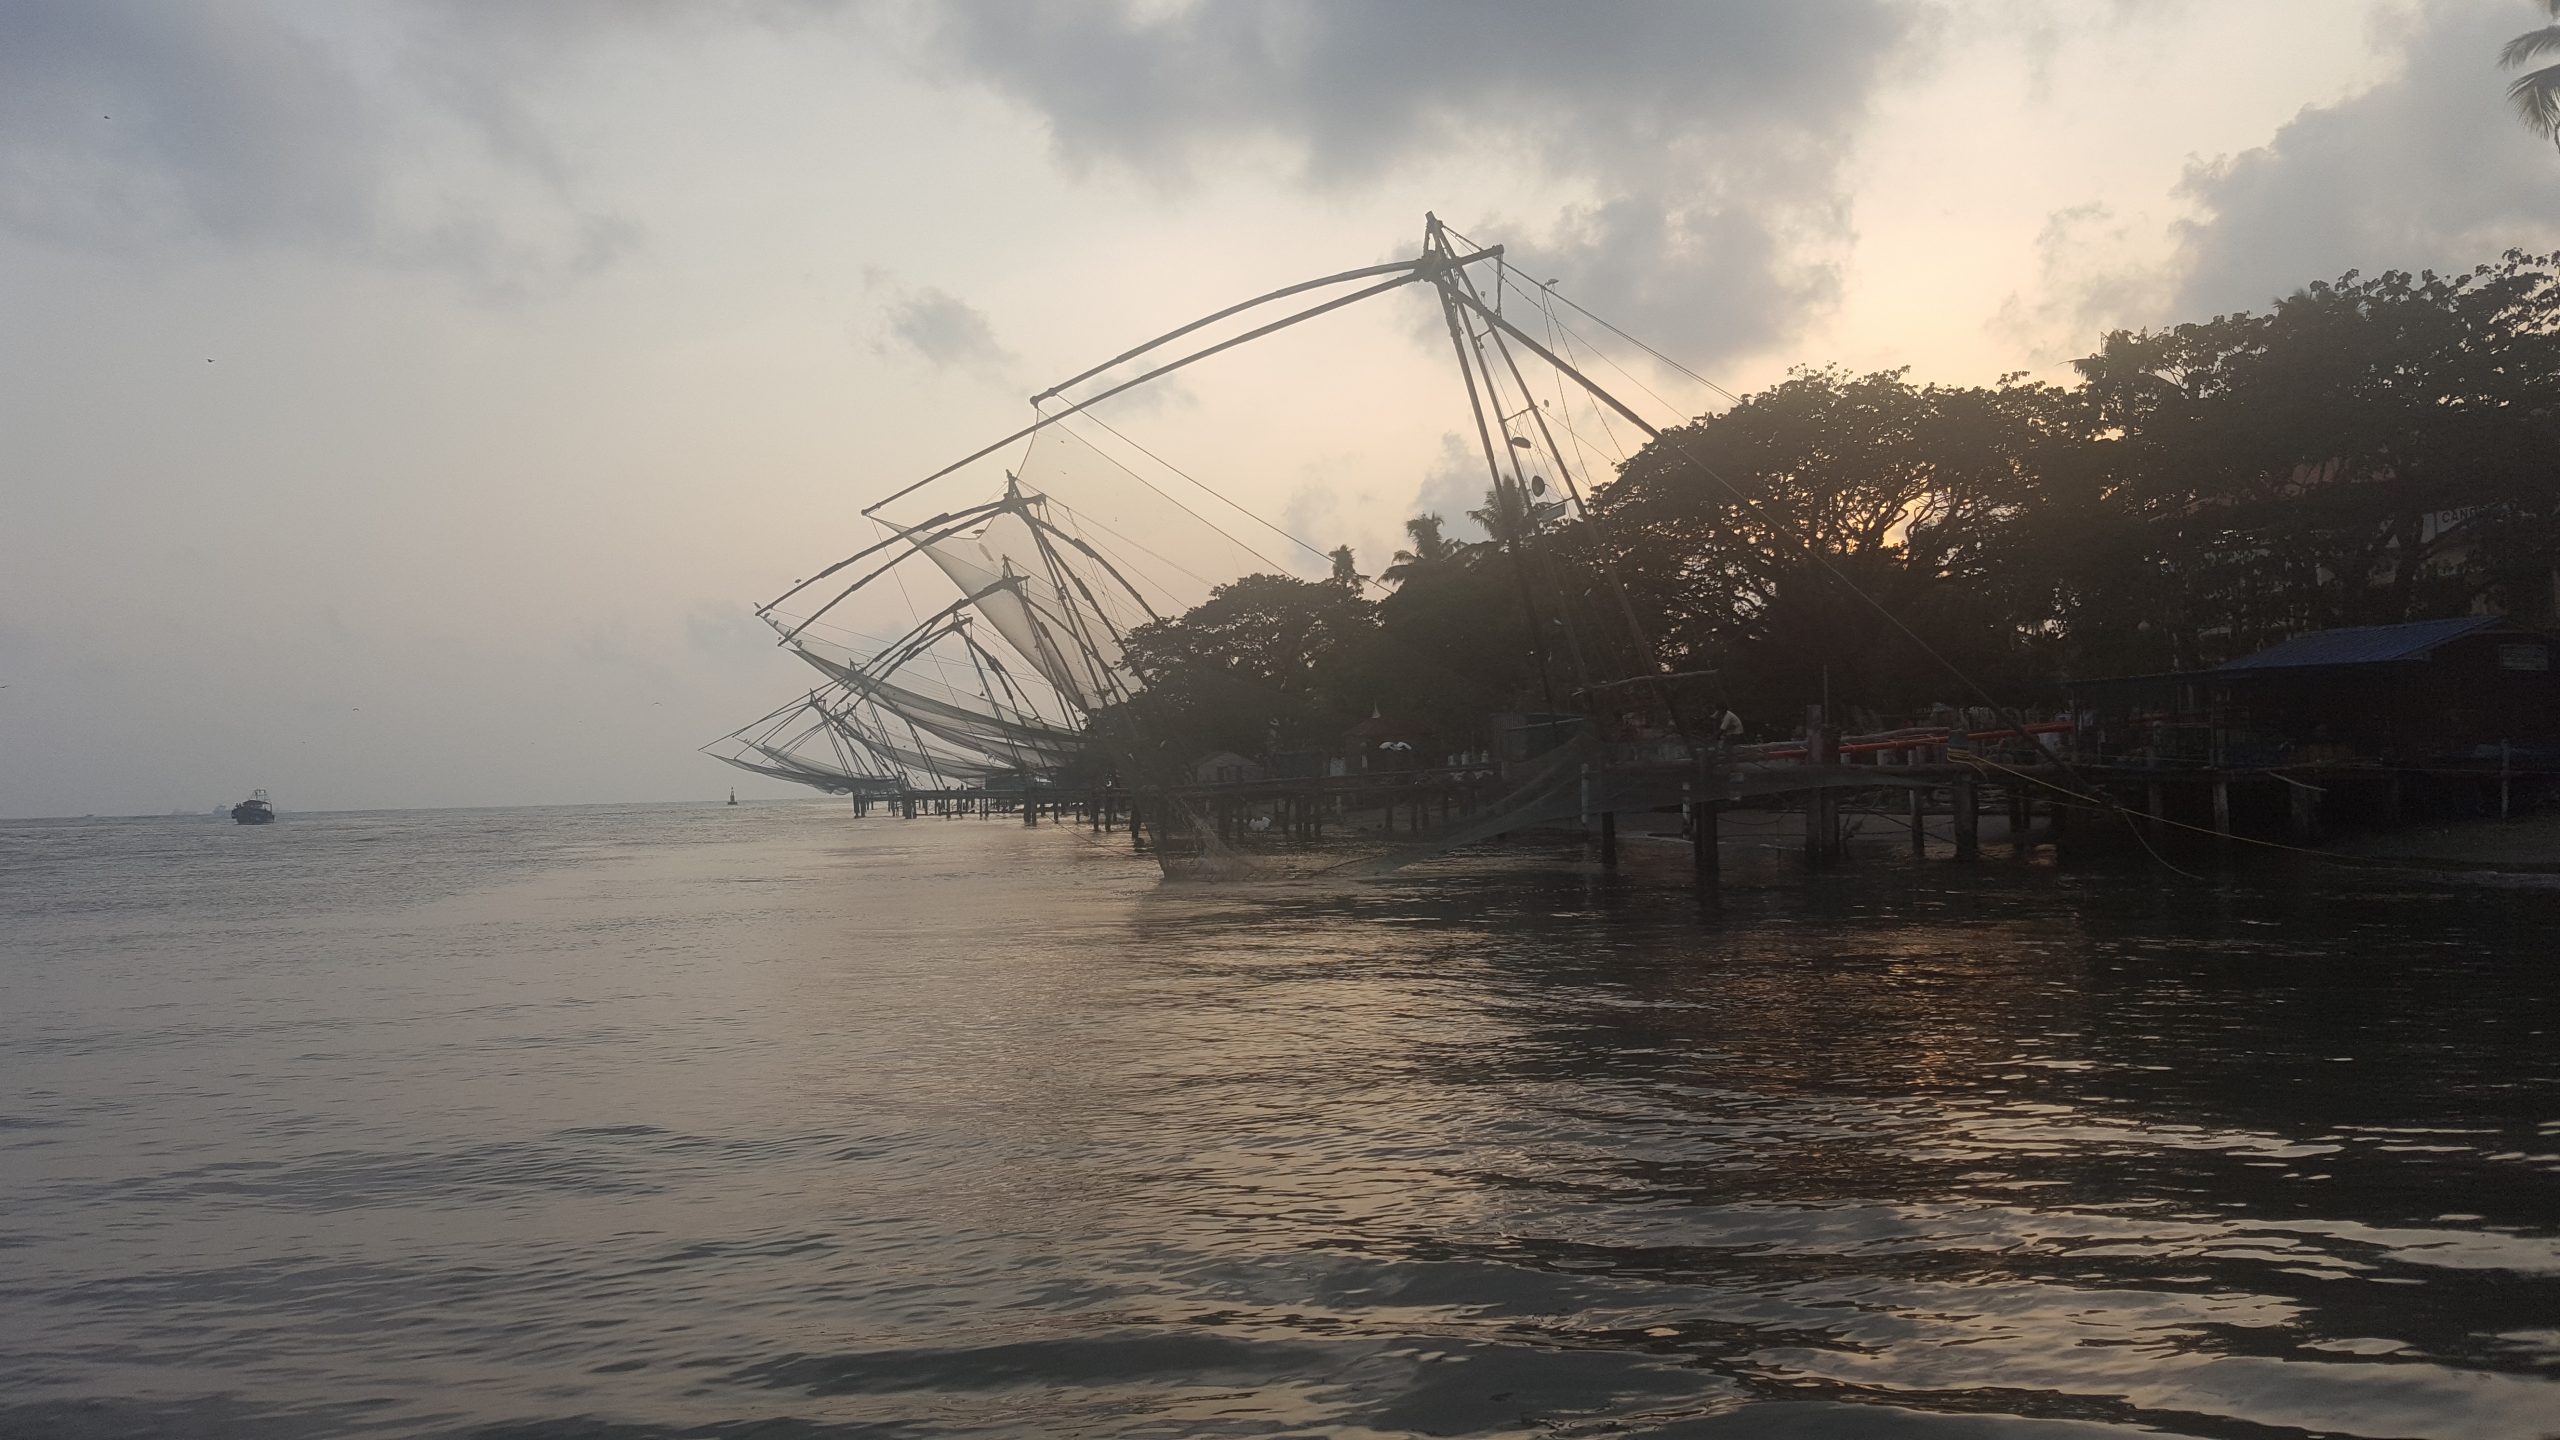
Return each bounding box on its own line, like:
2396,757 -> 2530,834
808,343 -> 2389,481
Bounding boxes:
1100,249 -> 2560,759
1382,512 -> 1462,585
2504,0 -> 2560,147
1467,484 -> 1565,543
1327,544 -> 1363,587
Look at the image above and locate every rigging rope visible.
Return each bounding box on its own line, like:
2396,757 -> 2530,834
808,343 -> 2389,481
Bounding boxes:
1444,220 -> 1744,409
1063,409 -> 1383,590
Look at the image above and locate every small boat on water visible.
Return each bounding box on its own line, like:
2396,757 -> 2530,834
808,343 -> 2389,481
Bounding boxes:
230,789 -> 275,825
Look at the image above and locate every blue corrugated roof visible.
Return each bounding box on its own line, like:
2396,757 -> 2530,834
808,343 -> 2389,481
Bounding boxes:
2215,615 -> 2503,671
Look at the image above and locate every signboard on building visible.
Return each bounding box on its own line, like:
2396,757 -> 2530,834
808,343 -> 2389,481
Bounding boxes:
2497,643 -> 2549,672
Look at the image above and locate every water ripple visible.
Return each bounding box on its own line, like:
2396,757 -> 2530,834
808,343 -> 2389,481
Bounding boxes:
3,803 -> 2557,1437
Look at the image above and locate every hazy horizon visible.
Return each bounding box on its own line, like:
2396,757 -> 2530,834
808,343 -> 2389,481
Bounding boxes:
8,0 -> 2558,819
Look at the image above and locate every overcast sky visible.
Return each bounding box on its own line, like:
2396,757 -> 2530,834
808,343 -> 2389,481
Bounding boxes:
4,0 -> 2557,818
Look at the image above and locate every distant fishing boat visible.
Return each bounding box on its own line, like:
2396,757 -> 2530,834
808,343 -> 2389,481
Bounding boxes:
230,789 -> 275,825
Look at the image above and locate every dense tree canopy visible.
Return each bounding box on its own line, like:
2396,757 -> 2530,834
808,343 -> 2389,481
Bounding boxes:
1104,251 -> 2560,761
1114,573 -> 1383,758
2073,256 -> 2560,670
1592,366 -> 2093,719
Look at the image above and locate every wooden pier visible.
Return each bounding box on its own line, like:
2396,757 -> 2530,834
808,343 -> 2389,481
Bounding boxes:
832,697 -> 2549,889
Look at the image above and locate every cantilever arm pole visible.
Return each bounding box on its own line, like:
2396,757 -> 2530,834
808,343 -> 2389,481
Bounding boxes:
1444,257 -> 1683,733
1021,504 -> 1163,624
812,582 -> 1015,703
1442,286 -> 1663,441
960,626 -> 1049,729
1426,220 -> 1558,716
759,499 -> 1006,618
701,688 -> 829,751
849,612 -> 974,700
1033,258 -> 1428,401
771,507 -> 1017,644
861,249 -> 1502,519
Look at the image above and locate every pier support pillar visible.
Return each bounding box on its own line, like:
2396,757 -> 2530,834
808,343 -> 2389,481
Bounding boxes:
1804,727 -> 1838,867
2289,781 -> 2322,844
1953,776 -> 1980,861
1800,786 -> 1842,867
1908,786 -> 1926,853
1599,811 -> 1618,869
2212,779 -> 2231,839
1692,799 -> 1719,909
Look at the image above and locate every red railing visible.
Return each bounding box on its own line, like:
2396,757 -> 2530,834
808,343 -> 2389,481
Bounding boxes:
1733,719 -> 2076,765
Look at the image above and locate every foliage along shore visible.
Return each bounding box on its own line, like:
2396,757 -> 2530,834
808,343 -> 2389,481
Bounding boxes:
1101,252 -> 2560,766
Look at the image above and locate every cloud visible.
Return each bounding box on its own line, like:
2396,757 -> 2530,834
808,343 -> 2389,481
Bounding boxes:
869,282 -> 1018,375
911,0 -> 1924,370
0,0 -> 638,296
1277,482 -> 1345,568
2169,0 -> 2560,316
1513,191 -> 1846,382
1410,432 -> 1490,541
1989,202 -> 2174,361
918,0 -> 1913,186
0,5 -> 375,247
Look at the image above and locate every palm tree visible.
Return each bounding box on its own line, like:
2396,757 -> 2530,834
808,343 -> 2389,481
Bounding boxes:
1381,513 -> 1460,585
1466,485 -> 1566,545
1326,543 -> 1363,588
2504,0 -> 2560,148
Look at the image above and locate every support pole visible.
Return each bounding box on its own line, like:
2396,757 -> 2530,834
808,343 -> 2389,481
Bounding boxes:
1954,776 -> 1980,861
1427,217 -> 1559,714
1807,726 -> 1839,866
1599,811 -> 1618,869
2211,779 -> 2231,839
1694,801 -> 1717,874
1908,786 -> 1926,853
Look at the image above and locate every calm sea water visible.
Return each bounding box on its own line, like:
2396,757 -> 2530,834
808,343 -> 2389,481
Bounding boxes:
3,801 -> 2557,1439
